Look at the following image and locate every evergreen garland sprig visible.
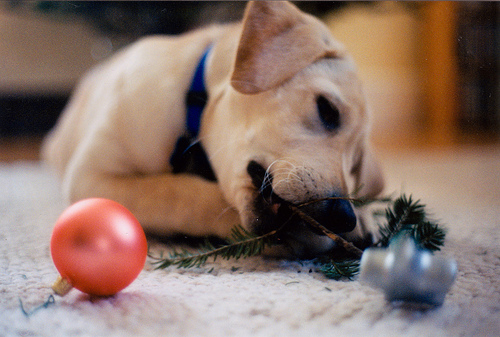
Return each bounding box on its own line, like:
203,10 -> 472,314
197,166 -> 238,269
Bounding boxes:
315,258 -> 360,281
412,221 -> 446,251
150,194 -> 447,280
150,225 -> 279,269
374,195 -> 446,251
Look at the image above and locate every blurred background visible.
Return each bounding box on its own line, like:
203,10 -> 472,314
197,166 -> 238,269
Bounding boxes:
0,1 -> 498,161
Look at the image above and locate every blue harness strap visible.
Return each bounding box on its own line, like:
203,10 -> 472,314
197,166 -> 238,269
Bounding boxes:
169,47 -> 216,181
185,47 -> 211,138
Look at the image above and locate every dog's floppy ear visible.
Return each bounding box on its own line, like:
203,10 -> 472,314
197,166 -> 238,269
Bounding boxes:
231,1 -> 341,94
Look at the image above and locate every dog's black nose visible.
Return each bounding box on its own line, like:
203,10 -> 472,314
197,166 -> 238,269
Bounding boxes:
302,194 -> 357,234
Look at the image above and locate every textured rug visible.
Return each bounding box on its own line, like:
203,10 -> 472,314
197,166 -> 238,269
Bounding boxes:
1,146 -> 499,336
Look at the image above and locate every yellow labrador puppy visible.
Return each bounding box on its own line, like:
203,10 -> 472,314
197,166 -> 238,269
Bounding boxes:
43,1 -> 384,256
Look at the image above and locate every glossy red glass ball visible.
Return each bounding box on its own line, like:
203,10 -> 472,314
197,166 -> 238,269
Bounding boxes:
51,198 -> 147,296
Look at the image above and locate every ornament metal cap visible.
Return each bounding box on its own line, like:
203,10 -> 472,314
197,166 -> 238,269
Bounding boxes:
52,276 -> 73,296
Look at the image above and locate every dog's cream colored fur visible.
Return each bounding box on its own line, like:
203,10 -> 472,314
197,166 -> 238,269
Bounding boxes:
43,1 -> 384,253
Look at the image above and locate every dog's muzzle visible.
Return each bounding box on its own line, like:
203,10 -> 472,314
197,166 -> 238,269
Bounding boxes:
246,160 -> 357,238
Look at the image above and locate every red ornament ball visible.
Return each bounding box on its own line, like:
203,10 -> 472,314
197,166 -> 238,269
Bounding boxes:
50,198 -> 147,296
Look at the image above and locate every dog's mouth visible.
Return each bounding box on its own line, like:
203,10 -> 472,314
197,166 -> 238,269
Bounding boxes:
246,160 -> 287,233
246,160 -> 360,256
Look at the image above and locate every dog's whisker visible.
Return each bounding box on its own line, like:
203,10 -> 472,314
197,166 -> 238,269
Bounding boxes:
259,180 -> 272,195
191,137 -> 203,145
260,173 -> 275,197
265,168 -> 302,181
216,205 -> 239,224
260,181 -> 273,194
273,158 -> 297,167
284,172 -> 303,182
180,137 -> 203,154
272,175 -> 303,189
261,163 -> 277,197
270,180 -> 287,195
259,160 -> 316,205
272,181 -> 300,195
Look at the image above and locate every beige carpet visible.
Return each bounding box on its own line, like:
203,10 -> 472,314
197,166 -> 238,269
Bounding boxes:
1,145 -> 499,336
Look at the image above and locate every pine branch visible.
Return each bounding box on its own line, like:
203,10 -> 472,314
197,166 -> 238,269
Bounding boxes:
375,194 -> 427,247
315,258 -> 360,281
413,221 -> 446,251
150,225 -> 278,269
374,194 -> 446,252
149,193 -> 447,281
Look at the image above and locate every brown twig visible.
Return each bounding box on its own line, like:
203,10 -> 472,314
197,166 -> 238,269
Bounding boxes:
296,196 -> 361,208
287,204 -> 364,258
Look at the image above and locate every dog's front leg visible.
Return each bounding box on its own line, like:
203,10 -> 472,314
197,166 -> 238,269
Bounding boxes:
65,171 -> 240,238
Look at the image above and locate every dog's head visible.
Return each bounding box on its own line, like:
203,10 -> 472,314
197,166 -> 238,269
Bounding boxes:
202,1 -> 384,256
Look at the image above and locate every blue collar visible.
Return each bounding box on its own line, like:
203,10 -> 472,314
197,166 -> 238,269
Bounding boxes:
185,47 -> 211,138
169,47 -> 216,181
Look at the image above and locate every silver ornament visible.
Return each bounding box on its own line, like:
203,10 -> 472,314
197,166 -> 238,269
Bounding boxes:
360,235 -> 457,306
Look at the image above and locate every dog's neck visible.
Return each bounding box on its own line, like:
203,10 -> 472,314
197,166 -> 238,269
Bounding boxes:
169,47 -> 216,182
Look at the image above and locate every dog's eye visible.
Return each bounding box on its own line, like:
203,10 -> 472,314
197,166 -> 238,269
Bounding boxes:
316,96 -> 340,131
